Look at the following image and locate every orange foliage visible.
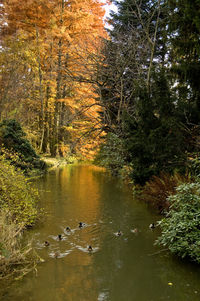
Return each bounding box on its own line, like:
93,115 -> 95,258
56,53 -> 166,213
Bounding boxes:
1,0 -> 107,157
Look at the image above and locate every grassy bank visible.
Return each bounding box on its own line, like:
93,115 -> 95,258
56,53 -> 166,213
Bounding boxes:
0,210 -> 37,281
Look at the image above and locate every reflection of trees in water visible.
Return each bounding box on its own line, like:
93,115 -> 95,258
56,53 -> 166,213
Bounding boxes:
40,253 -> 98,301
4,165 -> 200,301
56,165 -> 103,221
40,165 -> 104,300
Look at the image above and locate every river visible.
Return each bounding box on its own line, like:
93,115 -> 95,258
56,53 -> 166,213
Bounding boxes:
2,164 -> 200,301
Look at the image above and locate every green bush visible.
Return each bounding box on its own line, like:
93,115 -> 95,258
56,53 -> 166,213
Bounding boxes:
0,119 -> 46,172
156,183 -> 200,263
0,155 -> 39,226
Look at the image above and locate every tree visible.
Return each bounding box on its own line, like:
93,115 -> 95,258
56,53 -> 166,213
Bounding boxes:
97,0 -> 191,183
168,0 -> 200,124
1,0 -> 107,158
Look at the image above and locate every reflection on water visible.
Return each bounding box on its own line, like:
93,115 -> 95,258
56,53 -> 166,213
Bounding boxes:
1,164 -> 200,301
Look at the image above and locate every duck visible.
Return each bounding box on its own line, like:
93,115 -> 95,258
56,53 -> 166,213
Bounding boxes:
66,226 -> 71,232
131,228 -> 138,234
149,223 -> 156,229
54,251 -> 60,258
79,222 -> 83,228
44,241 -> 50,247
117,230 -> 122,236
58,234 -> 62,240
88,245 -> 93,252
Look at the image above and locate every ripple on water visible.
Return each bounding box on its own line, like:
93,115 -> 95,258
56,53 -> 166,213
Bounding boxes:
49,248 -> 73,258
75,244 -> 99,253
98,291 -> 109,301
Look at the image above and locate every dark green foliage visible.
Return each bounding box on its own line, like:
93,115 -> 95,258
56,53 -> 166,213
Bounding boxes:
168,0 -> 200,123
0,119 -> 46,171
0,119 -> 37,157
97,0 -> 200,184
156,183 -> 200,263
187,156 -> 200,178
124,72 -> 187,184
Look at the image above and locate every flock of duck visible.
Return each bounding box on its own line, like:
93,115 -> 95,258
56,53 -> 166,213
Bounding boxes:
44,221 -> 156,257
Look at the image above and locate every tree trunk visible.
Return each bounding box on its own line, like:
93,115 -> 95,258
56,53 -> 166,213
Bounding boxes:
41,85 -> 50,153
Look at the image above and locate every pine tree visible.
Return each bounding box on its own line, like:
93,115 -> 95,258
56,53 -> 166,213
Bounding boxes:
168,0 -> 200,124
98,0 -> 189,183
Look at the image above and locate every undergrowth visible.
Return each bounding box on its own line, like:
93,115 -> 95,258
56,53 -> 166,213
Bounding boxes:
139,172 -> 191,213
0,210 -> 38,281
156,183 -> 200,263
0,153 -> 41,281
0,153 -> 39,226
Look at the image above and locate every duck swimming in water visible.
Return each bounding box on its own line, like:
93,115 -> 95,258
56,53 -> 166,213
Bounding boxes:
44,241 -> 50,247
58,234 -> 62,240
54,251 -> 60,258
117,230 -> 122,236
149,223 -> 156,229
79,222 -> 83,228
66,227 -> 71,232
131,228 -> 138,234
88,245 -> 93,252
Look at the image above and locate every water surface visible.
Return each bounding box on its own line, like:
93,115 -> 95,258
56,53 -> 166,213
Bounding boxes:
2,165 -> 200,301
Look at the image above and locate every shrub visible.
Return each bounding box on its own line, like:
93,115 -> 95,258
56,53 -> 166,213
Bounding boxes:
140,172 -> 190,213
0,119 -> 46,172
0,154 -> 38,226
0,210 -> 37,281
156,183 -> 200,263
188,155 -> 200,178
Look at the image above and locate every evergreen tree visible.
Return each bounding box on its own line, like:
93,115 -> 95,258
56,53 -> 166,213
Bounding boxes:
168,0 -> 200,123
0,119 -> 46,171
97,0 -> 192,183
124,70 -> 186,184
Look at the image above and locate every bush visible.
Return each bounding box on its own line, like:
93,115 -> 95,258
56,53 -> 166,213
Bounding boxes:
0,154 -> 39,226
156,183 -> 200,263
140,172 -> 190,213
0,119 -> 46,172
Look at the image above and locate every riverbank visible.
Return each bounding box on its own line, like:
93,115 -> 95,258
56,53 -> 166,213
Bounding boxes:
41,155 -> 81,170
0,210 -> 37,282
0,155 -> 40,282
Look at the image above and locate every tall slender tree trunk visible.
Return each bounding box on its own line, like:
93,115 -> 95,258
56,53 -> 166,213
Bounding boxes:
35,26 -> 45,153
41,85 -> 50,153
51,0 -> 65,157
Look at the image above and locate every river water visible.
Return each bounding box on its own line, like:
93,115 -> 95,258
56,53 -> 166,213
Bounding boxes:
2,165 -> 200,301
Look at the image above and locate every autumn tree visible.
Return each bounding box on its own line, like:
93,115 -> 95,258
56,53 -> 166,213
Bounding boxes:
0,0 -> 107,158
